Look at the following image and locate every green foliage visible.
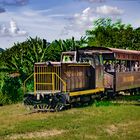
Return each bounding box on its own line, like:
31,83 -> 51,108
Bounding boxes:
0,48 -> 4,54
26,80 -> 34,92
0,37 -> 49,80
86,18 -> 140,50
0,92 -> 12,105
132,27 -> 140,50
0,76 -> 23,105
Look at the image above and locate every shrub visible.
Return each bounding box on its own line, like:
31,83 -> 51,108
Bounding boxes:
0,76 -> 23,105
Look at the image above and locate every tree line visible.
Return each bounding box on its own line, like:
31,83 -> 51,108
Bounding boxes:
0,18 -> 140,105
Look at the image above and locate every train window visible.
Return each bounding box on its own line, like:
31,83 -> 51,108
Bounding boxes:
114,60 -> 140,72
62,54 -> 74,62
104,60 -> 115,72
126,61 -> 131,72
80,55 -> 95,66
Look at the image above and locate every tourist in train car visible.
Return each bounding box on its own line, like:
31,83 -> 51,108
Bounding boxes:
104,61 -> 111,72
134,61 -> 139,71
110,61 -> 115,72
120,62 -> 126,72
115,62 -> 120,72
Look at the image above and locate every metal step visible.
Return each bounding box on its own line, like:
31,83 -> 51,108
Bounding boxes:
26,90 -> 61,95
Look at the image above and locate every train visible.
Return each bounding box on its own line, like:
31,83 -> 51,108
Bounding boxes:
24,47 -> 140,111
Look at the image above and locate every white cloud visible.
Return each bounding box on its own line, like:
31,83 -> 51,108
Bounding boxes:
0,9 -> 68,48
96,5 -> 123,15
0,19 -> 28,37
74,7 -> 95,26
61,7 -> 98,36
61,5 -> 124,36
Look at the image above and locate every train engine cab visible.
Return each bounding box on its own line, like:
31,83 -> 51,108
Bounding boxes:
24,49 -> 105,111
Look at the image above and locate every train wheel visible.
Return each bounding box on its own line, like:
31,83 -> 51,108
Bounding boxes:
106,92 -> 116,100
55,102 -> 65,111
23,96 -> 34,110
55,94 -> 66,111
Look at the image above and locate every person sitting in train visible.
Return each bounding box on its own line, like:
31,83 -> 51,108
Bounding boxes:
126,67 -> 130,72
134,61 -> 139,71
131,62 -> 135,71
115,63 -> 120,72
120,63 -> 126,72
110,62 -> 115,72
104,61 -> 111,72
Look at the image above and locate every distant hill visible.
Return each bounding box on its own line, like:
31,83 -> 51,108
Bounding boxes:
0,48 -> 4,53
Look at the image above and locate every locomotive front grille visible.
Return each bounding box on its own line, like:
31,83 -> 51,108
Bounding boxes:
34,64 -> 66,95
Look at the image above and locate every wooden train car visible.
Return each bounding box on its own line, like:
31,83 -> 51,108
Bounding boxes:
100,47 -> 140,93
24,47 -> 140,111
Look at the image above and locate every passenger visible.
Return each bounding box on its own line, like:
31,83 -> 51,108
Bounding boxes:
126,67 -> 130,72
120,63 -> 126,72
115,63 -> 120,72
110,62 -> 115,72
134,61 -> 139,71
104,61 -> 111,72
131,62 -> 134,71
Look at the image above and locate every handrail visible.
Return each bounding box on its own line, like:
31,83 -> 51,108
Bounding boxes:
54,73 -> 67,93
23,73 -> 34,94
24,72 -> 67,95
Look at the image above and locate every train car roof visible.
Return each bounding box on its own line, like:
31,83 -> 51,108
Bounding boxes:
35,62 -> 61,66
79,46 -> 140,54
79,47 -> 140,60
107,47 -> 140,55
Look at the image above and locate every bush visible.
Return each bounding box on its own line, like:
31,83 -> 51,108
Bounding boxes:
0,76 -> 23,105
0,92 -> 12,105
26,80 -> 34,92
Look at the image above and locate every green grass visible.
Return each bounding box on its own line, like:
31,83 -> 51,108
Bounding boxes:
0,97 -> 140,140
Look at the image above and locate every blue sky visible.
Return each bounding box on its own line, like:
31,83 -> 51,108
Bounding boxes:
0,0 -> 140,49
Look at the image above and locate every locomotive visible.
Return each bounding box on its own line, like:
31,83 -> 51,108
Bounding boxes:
24,47 -> 140,111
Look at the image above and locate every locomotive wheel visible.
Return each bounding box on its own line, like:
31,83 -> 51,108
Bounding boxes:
24,93 -> 68,112
24,96 -> 34,110
55,102 -> 65,111
34,104 -> 55,112
47,94 -> 66,112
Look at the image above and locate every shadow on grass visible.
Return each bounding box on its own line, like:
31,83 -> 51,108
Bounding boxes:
73,94 -> 140,109
72,99 -> 114,109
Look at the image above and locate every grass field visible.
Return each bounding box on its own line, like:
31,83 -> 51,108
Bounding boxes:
0,96 -> 140,140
